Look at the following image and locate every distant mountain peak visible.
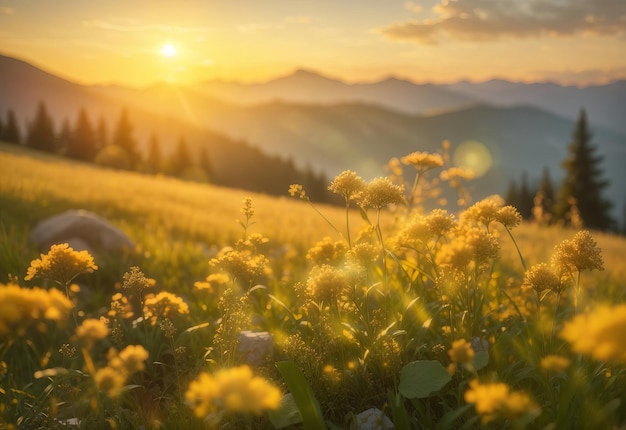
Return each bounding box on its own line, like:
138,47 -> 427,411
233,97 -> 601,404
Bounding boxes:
279,68 -> 342,84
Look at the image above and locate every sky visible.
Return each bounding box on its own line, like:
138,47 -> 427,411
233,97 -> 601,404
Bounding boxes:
1,0 -> 625,88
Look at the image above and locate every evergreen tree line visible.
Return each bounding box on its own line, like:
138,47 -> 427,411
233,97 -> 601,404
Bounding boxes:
0,102 -> 332,202
505,109 -> 623,234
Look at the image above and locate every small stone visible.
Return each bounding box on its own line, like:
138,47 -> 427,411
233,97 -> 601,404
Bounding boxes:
355,408 -> 394,430
238,331 -> 274,365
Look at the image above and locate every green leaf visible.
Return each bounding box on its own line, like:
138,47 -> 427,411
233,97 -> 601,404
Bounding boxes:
398,360 -> 452,399
268,393 -> 303,428
435,404 -> 473,430
472,350 -> 489,371
276,361 -> 326,430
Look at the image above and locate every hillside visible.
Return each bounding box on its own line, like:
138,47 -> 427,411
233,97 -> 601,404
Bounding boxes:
2,53 -> 626,214
0,54 -> 328,200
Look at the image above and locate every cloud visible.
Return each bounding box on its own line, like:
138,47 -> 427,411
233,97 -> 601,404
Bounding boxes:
531,67 -> 626,85
404,2 -> 423,13
82,19 -> 211,34
379,0 -> 626,44
0,7 -> 14,15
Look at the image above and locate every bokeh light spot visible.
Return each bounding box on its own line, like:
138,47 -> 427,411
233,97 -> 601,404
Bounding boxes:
453,141 -> 492,178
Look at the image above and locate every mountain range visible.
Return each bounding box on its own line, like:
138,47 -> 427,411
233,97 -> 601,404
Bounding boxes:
1,53 -> 625,214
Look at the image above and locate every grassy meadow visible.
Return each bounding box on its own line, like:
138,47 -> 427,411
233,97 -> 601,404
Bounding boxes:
1,141 -> 626,429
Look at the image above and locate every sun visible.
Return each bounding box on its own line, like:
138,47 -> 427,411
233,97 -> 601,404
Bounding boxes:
160,44 -> 177,57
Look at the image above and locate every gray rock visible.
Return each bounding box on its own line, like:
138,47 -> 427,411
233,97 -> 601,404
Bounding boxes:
238,331 -> 274,365
354,408 -> 394,429
29,209 -> 135,255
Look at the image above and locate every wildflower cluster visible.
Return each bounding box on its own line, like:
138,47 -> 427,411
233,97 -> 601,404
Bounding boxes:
95,345 -> 149,398
185,365 -> 281,422
143,291 -> 190,325
0,283 -> 73,337
25,243 -> 98,286
464,380 -> 539,425
560,304 -> 626,363
2,146 -> 623,429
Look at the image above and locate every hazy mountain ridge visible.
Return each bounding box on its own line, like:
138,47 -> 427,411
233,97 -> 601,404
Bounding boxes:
2,53 -> 626,214
446,79 -> 626,135
195,68 -> 478,115
195,68 -> 626,135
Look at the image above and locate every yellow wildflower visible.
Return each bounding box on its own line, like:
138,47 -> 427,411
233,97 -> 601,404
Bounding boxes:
359,177 -> 406,209
401,151 -> 444,171
396,209 -> 456,247
76,318 -> 109,344
524,263 -> 563,294
465,380 -> 539,424
436,226 -> 499,272
440,167 -> 474,182
288,183 -> 307,199
328,170 -> 366,201
122,266 -> 153,293
143,291 -> 190,325
540,355 -> 571,372
0,283 -> 73,337
194,273 -> 230,293
305,265 -> 350,303
94,366 -> 125,398
185,366 -> 281,420
448,339 -> 475,365
209,248 -> 269,285
560,304 -> 626,364
346,242 -> 379,267
240,196 -> 254,219
461,195 -> 505,226
25,243 -> 97,285
108,344 -> 149,375
551,230 -> 604,274
494,205 -> 522,229
108,292 -> 134,319
306,237 -> 348,266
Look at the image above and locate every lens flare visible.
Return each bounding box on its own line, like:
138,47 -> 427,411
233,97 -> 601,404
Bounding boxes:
453,141 -> 492,178
161,44 -> 177,57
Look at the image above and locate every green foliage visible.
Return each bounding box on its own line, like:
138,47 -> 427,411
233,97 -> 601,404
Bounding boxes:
1,109 -> 21,144
26,101 -> 56,153
67,108 -> 97,162
398,360 -> 452,399
112,108 -> 139,169
554,109 -> 614,231
276,361 -> 326,430
1,142 -> 626,429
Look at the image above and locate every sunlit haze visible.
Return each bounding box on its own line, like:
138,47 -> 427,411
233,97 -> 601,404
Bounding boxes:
1,0 -> 625,87
160,44 -> 176,58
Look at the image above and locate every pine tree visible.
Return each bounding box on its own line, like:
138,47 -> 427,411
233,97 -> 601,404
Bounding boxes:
504,179 -> 520,209
198,146 -> 213,181
67,108 -> 97,162
2,109 -> 21,144
112,109 -> 138,168
171,136 -> 191,176
57,118 -> 72,154
95,116 -> 108,152
554,109 -> 614,231
146,133 -> 162,174
518,171 -> 534,220
26,102 -> 56,152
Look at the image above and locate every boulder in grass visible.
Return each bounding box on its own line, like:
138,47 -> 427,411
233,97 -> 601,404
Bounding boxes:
355,408 -> 394,430
29,209 -> 135,255
238,331 -> 274,365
